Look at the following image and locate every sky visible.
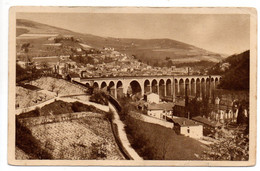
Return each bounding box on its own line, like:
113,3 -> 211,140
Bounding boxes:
17,13 -> 250,55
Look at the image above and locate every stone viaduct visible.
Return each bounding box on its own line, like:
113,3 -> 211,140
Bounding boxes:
75,75 -> 221,102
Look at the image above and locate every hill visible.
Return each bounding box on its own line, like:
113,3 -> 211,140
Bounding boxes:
16,19 -> 224,67
208,50 -> 250,90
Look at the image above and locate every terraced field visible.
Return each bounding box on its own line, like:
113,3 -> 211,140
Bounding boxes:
16,86 -> 54,109
30,77 -> 86,96
16,114 -> 124,160
16,77 -> 89,109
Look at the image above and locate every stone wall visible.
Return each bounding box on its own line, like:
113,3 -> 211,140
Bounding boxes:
16,97 -> 109,115
18,112 -> 104,127
130,111 -> 173,129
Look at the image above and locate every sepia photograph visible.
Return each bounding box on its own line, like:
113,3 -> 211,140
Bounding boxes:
8,7 -> 257,166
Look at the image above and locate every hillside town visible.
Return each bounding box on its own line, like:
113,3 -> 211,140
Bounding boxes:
16,34 -> 195,80
14,18 -> 250,162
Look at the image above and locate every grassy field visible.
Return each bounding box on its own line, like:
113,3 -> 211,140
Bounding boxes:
124,116 -> 208,160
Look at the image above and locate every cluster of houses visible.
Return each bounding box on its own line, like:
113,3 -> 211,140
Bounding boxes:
17,33 -> 193,81
16,34 -> 248,141
136,93 -> 203,139
136,92 -> 174,119
134,91 -> 248,140
209,97 -> 240,123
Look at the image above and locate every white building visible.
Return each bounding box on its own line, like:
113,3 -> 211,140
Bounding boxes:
147,103 -> 174,119
144,92 -> 160,104
172,117 -> 203,139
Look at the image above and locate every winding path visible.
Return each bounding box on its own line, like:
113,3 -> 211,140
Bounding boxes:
15,91 -> 142,160
109,103 -> 143,160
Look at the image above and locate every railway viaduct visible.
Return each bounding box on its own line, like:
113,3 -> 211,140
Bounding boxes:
75,75 -> 221,102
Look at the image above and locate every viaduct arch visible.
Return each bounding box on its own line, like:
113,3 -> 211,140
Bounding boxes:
78,75 -> 221,101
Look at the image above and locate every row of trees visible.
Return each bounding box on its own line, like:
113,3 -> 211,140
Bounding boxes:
70,55 -> 95,65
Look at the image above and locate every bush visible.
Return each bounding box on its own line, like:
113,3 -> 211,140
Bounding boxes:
89,142 -> 107,159
105,110 -> 114,121
71,101 -> 106,114
17,109 -> 40,119
89,90 -> 108,105
117,97 -> 138,121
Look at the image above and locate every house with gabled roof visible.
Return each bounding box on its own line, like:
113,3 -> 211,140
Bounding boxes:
172,117 -> 203,139
147,102 -> 174,119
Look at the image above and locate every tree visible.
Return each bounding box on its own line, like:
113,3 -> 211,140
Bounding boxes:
16,63 -> 28,83
202,127 -> 249,161
166,60 -> 174,68
89,90 -> 108,105
165,56 -> 170,61
236,100 -> 249,125
201,95 -> 211,117
127,86 -> 132,97
187,97 -> 203,118
21,43 -> 30,53
50,79 -> 57,92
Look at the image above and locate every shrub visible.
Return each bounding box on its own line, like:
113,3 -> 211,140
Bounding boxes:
89,90 -> 108,105
17,109 -> 40,119
117,97 -> 136,121
89,142 -> 107,159
105,110 -> 114,121
71,101 -> 106,114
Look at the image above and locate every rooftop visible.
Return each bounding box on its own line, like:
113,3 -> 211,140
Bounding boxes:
147,103 -> 174,111
192,116 -> 222,127
172,117 -> 202,127
144,92 -> 158,96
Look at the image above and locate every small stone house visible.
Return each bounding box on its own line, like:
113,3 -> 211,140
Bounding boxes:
147,103 -> 174,119
172,117 -> 203,139
144,92 -> 160,104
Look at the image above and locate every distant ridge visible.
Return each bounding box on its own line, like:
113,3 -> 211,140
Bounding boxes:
16,19 -> 225,67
